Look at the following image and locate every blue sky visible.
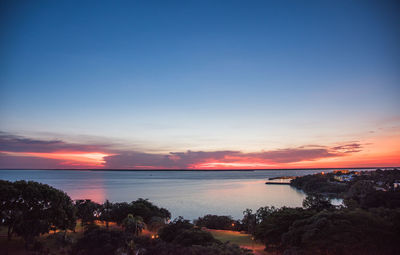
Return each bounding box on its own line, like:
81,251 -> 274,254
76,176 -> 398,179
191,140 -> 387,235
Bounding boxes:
0,0 -> 399,169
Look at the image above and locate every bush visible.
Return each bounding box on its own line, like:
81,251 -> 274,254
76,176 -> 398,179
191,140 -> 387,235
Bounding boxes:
195,214 -> 234,230
172,229 -> 220,246
109,199 -> 171,225
158,217 -> 193,243
254,207 -> 313,249
281,209 -> 399,255
141,241 -> 253,255
71,227 -> 126,255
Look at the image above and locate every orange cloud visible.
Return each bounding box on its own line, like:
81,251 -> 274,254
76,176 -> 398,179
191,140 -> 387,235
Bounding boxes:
1,151 -> 110,168
0,132 -> 398,169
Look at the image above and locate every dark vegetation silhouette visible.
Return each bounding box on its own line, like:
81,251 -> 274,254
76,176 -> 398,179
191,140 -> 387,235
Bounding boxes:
1,169 -> 400,254
239,169 -> 400,255
0,180 -> 75,248
194,214 -> 236,230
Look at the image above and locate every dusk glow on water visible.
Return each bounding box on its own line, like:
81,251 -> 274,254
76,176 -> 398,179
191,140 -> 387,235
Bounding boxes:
0,169 -> 353,219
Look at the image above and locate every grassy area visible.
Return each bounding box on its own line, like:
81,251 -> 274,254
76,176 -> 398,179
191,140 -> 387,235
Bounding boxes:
1,224 -> 268,255
208,229 -> 255,246
207,229 -> 268,255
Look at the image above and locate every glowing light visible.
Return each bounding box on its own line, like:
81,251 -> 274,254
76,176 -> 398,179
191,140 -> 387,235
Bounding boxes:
191,161 -> 273,170
1,151 -> 111,167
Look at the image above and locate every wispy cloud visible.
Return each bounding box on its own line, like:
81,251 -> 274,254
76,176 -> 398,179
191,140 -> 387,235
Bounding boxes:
0,152 -> 68,169
104,150 -> 239,169
0,132 -> 110,153
331,143 -> 362,153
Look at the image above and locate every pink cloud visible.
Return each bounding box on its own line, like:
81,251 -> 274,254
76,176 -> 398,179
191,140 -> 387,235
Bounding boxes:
0,132 -> 366,169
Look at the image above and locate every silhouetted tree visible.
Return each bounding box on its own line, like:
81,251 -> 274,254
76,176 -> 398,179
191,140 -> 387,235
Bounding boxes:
122,214 -> 145,237
303,193 -> 334,211
109,199 -> 170,225
147,216 -> 166,232
75,199 -> 101,227
0,180 -> 76,249
0,180 -> 20,241
71,226 -> 126,255
100,199 -> 113,229
242,209 -> 256,234
195,214 -> 234,230
254,207 -> 313,250
158,216 -> 193,243
281,209 -> 400,255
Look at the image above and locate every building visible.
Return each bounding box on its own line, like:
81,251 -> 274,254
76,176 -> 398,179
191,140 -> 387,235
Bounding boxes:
334,174 -> 353,182
333,170 -> 350,174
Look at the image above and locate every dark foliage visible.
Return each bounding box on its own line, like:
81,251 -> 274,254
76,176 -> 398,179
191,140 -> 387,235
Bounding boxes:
71,226 -> 126,255
353,169 -> 400,187
0,180 -> 76,248
108,199 -> 170,225
195,214 -> 234,230
158,217 -> 194,243
122,213 -> 145,236
344,180 -> 400,209
140,239 -> 252,255
147,216 -> 166,232
254,207 -> 313,248
173,229 -> 219,246
135,216 -> 252,254
157,216 -> 221,246
281,209 -> 400,255
99,199 -> 113,228
302,193 -> 335,211
75,199 -> 101,226
241,209 -> 257,234
254,169 -> 400,254
290,173 -> 348,195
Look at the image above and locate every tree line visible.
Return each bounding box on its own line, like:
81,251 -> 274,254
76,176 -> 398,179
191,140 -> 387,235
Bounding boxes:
2,169 -> 400,255
0,180 -> 252,255
238,169 -> 400,255
0,179 -> 170,250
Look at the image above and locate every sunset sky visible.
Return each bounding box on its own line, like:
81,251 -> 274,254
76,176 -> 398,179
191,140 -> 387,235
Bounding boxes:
0,0 -> 399,169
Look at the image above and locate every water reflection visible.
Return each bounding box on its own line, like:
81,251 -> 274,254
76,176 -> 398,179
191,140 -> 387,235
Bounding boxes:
65,172 -> 107,203
0,170 -> 352,220
199,180 -> 306,218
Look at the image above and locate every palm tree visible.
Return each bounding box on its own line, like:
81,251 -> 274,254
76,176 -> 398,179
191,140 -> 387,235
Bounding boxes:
122,214 -> 145,236
101,200 -> 112,229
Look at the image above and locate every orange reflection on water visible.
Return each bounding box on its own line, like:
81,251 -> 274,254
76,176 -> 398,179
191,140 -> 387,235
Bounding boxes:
201,179 -> 306,212
66,172 -> 107,203
192,161 -> 272,169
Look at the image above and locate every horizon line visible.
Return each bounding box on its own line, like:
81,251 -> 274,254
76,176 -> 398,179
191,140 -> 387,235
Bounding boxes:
0,167 -> 398,171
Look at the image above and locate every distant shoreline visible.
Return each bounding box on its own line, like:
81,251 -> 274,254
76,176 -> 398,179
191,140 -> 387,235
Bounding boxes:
0,167 -> 396,172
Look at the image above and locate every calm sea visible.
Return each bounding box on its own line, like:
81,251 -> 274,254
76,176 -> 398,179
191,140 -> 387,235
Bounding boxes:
0,169 -> 370,220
